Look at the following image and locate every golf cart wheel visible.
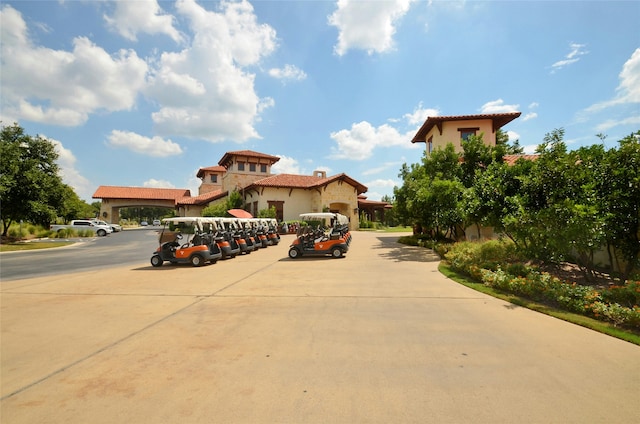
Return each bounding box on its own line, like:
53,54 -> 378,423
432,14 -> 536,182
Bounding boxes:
331,247 -> 343,258
150,255 -> 163,267
190,254 -> 204,267
288,247 -> 301,259
97,229 -> 107,237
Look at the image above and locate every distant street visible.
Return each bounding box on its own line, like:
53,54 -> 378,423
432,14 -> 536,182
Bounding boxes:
0,228 -> 161,281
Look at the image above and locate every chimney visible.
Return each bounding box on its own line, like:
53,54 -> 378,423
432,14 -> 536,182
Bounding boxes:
314,170 -> 326,178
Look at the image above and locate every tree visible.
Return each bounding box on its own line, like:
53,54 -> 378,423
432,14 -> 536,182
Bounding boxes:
0,123 -> 67,236
599,131 -> 640,278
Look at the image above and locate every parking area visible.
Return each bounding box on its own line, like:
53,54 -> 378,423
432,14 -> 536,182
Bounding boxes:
1,231 -> 639,423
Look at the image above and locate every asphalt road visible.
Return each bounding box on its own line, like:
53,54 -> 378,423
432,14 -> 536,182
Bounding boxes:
0,227 -> 161,281
1,231 -> 639,423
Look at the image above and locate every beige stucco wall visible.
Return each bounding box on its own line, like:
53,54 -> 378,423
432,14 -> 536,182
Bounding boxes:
243,181 -> 361,230
427,119 -> 497,153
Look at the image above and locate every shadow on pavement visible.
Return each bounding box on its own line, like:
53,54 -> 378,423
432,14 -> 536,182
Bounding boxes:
375,235 -> 441,263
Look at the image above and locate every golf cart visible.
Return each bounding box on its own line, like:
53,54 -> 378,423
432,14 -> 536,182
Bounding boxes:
200,218 -> 240,259
150,217 -> 223,267
287,212 -> 350,259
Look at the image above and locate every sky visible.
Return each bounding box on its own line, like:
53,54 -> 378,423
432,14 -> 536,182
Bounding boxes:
1,0 -> 639,202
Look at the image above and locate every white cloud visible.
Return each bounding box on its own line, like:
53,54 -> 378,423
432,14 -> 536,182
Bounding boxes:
522,112 -> 537,121
364,178 -> 397,189
104,0 -> 185,43
143,178 -> 176,188
403,103 -> 439,126
330,121 -> 411,160
45,136 -> 93,200
550,42 -> 588,73
586,48 -> 640,112
479,99 -> 520,114
106,130 -> 183,157
0,5 -> 148,126
329,104 -> 430,160
268,64 -> 307,82
328,0 -> 415,56
361,161 -> 402,176
595,115 -> 640,132
146,0 -> 277,143
506,130 -> 520,141
271,155 -> 302,174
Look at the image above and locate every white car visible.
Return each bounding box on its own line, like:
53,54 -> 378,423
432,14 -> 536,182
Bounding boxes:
91,219 -> 122,232
152,219 -> 161,226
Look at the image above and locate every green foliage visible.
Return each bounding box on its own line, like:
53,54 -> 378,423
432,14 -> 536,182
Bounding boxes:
1,123 -> 68,235
443,239 -> 640,329
395,127 -> 640,279
480,268 -> 640,329
202,202 -> 228,217
257,206 -> 276,218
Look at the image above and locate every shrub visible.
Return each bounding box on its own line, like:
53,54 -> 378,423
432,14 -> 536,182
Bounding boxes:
481,267 -> 640,329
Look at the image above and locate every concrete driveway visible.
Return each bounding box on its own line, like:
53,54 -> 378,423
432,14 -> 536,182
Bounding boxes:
1,232 -> 638,423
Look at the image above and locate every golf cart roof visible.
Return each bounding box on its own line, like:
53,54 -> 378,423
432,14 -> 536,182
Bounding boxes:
299,212 -> 348,225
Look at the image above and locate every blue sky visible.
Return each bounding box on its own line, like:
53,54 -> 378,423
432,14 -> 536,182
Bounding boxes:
1,0 -> 639,202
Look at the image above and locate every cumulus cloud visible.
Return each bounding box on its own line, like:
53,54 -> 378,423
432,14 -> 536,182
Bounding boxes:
479,99 -> 520,114
364,178 -> 397,189
271,155 -> 302,174
268,64 -> 307,82
328,0 -> 415,56
585,48 -> 640,112
329,104 -> 432,160
329,121 -> 409,160
106,130 -> 184,157
550,42 -> 588,73
522,112 -> 538,121
0,5 -> 148,126
45,136 -> 93,200
146,0 -> 278,142
143,178 -> 176,188
506,130 -> 520,141
104,0 -> 185,43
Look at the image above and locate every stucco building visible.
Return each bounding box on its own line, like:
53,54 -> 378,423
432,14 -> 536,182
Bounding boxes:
94,150 -> 369,230
411,112 -> 521,155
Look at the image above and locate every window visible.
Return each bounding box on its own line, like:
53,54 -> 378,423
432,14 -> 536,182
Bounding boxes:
237,162 -> 245,171
210,175 -> 217,183
427,136 -> 433,154
458,127 -> 479,141
249,163 -> 256,172
260,164 -> 267,173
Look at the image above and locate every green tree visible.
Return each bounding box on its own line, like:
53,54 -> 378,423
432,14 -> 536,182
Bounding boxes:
0,123 -> 67,235
599,131 -> 640,277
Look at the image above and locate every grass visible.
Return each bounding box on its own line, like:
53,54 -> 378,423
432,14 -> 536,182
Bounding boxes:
439,262 -> 640,346
0,241 -> 74,252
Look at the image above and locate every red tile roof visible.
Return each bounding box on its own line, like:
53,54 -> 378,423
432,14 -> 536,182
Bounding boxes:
503,154 -> 539,166
177,190 -> 227,205
412,112 -> 521,143
196,166 -> 226,178
218,150 -> 280,168
93,186 -> 190,201
246,173 -> 368,194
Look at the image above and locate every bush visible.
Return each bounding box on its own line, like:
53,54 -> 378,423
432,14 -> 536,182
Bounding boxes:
480,267 -> 640,329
